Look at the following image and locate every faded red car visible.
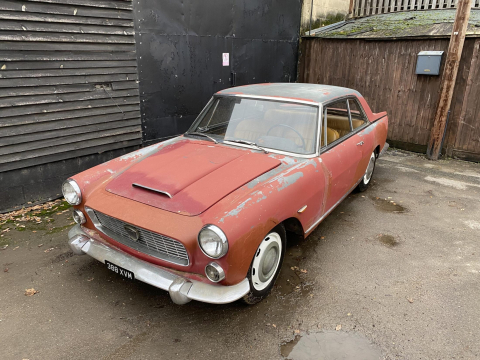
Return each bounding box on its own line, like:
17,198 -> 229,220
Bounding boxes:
65,83 -> 388,305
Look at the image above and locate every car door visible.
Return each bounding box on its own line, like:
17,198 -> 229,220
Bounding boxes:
320,99 -> 363,212
348,97 -> 373,179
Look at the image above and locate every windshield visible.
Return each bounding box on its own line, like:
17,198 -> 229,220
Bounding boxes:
187,97 -> 319,155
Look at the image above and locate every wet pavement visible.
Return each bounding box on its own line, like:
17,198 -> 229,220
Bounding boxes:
1,149 -> 480,359
281,331 -> 383,360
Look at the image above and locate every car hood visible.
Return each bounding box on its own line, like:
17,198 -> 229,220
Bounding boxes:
106,140 -> 281,216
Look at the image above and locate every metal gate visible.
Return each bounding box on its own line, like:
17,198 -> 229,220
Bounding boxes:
133,0 -> 303,145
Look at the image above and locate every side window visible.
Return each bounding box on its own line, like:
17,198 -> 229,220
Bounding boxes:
348,98 -> 367,129
323,100 -> 351,147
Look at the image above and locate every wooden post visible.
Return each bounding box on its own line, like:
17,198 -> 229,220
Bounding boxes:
348,0 -> 355,18
426,0 -> 473,160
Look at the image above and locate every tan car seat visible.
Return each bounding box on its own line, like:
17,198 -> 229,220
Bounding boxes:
231,119 -> 268,143
321,127 -> 340,147
327,115 -> 365,137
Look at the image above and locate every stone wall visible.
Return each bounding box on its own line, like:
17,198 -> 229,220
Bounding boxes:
301,0 -> 350,28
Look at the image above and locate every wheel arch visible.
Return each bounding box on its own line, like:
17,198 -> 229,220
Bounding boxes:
282,217 -> 305,237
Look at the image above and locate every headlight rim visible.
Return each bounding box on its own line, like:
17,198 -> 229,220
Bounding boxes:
205,262 -> 226,283
72,209 -> 86,224
198,224 -> 228,259
62,179 -> 82,205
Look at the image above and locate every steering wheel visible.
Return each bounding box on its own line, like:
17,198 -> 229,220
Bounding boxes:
266,124 -> 306,150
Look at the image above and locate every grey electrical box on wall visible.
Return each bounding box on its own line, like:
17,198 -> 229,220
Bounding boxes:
416,51 -> 444,75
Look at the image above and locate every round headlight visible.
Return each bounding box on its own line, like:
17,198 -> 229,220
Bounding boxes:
62,179 -> 82,205
205,262 -> 225,283
72,209 -> 86,224
198,225 -> 228,259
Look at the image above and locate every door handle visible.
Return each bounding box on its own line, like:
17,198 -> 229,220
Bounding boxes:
357,141 -> 364,146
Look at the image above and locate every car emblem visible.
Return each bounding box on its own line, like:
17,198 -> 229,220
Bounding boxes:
124,225 -> 140,241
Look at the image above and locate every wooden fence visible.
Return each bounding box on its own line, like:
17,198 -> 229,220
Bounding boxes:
299,37 -> 480,162
352,0 -> 480,17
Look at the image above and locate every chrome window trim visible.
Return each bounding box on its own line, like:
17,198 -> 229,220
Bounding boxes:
85,207 -> 190,267
187,94 -> 322,158
215,93 -> 319,106
320,95 -> 372,154
187,96 -> 216,133
346,98 -> 353,131
320,114 -> 386,154
347,97 -> 369,124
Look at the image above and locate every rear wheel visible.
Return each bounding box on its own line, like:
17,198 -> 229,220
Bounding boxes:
356,151 -> 376,192
242,224 -> 286,305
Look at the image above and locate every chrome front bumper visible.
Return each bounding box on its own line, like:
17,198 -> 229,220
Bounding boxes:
68,225 -> 250,305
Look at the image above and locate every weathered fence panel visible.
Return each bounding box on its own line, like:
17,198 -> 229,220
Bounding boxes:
450,38 -> 480,160
353,0 -> 480,17
299,37 -> 480,160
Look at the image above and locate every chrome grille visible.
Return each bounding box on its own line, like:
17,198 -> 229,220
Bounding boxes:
91,210 -> 189,266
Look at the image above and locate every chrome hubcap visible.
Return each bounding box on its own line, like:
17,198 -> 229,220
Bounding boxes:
251,232 -> 282,291
364,152 -> 375,184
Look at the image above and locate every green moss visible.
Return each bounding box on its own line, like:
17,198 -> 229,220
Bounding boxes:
302,12 -> 346,35
316,9 -> 480,38
35,201 -> 71,218
46,224 -> 73,234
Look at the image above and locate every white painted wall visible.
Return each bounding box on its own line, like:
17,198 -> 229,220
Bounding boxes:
301,0 -> 350,26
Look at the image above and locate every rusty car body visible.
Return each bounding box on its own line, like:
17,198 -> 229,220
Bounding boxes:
65,83 -> 388,305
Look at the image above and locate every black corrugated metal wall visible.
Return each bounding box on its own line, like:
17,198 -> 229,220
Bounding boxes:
0,0 -> 142,211
134,0 -> 302,144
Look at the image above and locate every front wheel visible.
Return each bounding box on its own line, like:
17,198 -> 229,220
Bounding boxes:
242,224 -> 286,305
356,151 -> 376,192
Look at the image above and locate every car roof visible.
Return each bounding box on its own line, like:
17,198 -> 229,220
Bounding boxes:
216,83 -> 361,104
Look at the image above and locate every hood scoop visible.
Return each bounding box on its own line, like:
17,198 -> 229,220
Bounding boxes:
132,183 -> 172,198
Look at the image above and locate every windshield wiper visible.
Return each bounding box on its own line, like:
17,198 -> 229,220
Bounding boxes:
187,132 -> 218,144
224,139 -> 269,154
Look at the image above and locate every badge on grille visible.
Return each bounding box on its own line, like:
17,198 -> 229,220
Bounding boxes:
124,224 -> 140,241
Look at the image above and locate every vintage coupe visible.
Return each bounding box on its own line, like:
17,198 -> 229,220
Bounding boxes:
65,83 -> 388,305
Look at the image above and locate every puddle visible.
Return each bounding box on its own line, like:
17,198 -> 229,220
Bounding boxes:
378,234 -> 399,247
274,238 -> 316,299
370,196 -> 406,213
281,331 -> 382,360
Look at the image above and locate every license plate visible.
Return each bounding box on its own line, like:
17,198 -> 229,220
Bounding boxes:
105,260 -> 134,280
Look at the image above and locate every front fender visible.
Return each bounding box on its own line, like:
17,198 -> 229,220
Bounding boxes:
202,156 -> 325,284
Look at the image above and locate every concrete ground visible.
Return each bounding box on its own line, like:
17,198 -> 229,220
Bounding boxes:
1,150 -> 479,360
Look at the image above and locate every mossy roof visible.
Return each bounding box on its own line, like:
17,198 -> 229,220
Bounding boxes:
312,9 -> 480,39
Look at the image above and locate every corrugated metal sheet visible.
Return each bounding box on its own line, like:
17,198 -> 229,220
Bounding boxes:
0,0 -> 141,173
